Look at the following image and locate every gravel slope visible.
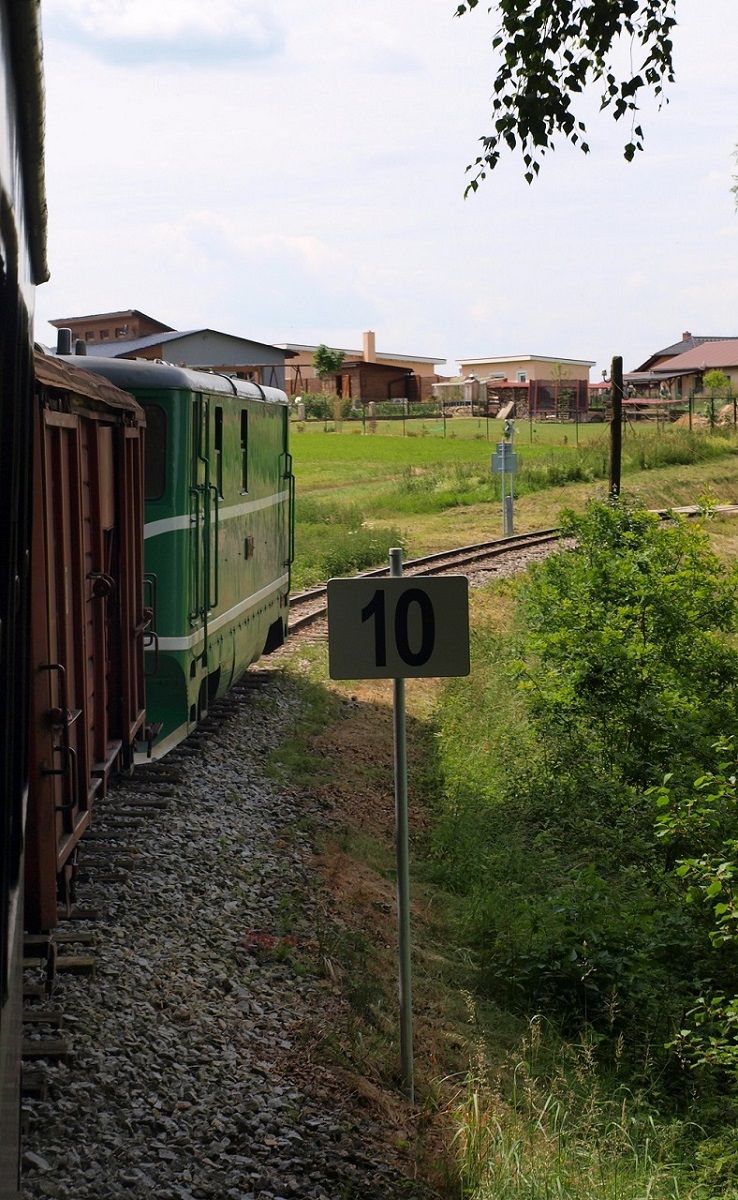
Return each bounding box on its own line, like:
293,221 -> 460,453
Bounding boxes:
22,673 -> 437,1200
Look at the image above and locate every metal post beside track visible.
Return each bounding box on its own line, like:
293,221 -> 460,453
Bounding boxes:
609,356 -> 623,498
390,547 -> 414,1102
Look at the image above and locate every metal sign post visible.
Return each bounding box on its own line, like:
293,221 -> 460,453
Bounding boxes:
327,563 -> 470,1100
492,422 -> 518,535
390,548 -> 413,1100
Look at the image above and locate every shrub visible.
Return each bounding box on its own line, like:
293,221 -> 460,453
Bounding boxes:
432,499 -> 738,1080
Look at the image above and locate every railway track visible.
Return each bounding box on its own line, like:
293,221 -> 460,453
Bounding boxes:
288,527 -> 562,632
288,504 -> 738,635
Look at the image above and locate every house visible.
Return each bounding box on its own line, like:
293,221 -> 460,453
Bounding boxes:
49,311 -> 295,389
49,308 -> 173,346
651,339 -> 738,399
626,330 -> 738,400
633,330 -> 738,373
456,352 -> 594,384
276,331 -> 446,398
455,352 -> 595,418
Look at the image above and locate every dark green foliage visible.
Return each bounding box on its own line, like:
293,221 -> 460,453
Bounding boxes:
521,502 -> 738,789
457,0 -> 677,188
654,744 -> 738,1077
432,500 -> 738,1091
299,392 -> 350,420
312,344 -> 345,378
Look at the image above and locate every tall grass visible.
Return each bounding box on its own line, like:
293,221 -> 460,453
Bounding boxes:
293,496 -> 404,588
368,430 -> 738,516
450,1021 -> 688,1200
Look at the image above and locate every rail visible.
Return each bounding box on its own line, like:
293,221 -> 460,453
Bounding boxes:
288,528 -> 561,633
288,505 -> 738,634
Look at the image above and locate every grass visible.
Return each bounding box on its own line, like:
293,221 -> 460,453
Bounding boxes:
290,421 -> 738,585
269,619 -> 738,1198
277,428 -> 738,1195
450,1022 -> 690,1200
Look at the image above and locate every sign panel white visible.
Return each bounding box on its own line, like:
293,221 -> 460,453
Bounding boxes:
327,576 -> 470,680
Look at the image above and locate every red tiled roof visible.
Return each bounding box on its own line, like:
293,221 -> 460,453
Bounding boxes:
635,333 -> 738,372
654,340 -> 738,373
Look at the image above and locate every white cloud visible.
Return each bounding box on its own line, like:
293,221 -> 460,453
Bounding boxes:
44,0 -> 283,64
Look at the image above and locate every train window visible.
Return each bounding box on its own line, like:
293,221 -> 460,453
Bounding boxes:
240,409 -> 248,492
144,405 -> 167,500
214,407 -> 223,497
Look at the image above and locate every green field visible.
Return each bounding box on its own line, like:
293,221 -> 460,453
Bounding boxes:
290,418 -> 738,587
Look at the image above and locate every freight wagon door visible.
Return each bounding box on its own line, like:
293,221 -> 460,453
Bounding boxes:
39,414 -> 93,868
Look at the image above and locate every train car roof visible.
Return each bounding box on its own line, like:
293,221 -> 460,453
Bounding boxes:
54,354 -> 289,404
36,351 -> 144,420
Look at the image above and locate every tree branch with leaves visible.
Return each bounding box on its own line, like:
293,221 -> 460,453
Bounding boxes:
457,0 -> 677,189
312,344 -> 345,379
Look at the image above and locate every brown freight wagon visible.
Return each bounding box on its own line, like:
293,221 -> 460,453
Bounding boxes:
25,352 -> 148,931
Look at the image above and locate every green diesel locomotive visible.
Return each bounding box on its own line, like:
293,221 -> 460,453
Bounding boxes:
62,356 -> 294,756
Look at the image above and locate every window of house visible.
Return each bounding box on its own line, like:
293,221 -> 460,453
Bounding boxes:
100,329 -> 109,340
85,331 -> 95,341
115,326 -> 126,338
517,371 -> 527,383
240,409 -> 248,492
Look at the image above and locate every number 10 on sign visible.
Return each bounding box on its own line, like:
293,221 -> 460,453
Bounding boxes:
327,574 -> 470,680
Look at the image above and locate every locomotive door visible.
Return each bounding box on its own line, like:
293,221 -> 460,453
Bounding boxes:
189,394 -> 219,669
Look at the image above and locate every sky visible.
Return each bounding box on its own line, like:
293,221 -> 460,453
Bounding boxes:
37,0 -> 738,378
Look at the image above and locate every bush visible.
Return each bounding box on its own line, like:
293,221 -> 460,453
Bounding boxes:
297,392 -> 352,421
431,499 -> 738,1083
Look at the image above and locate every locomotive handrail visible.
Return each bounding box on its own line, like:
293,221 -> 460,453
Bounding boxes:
282,451 -> 295,574
143,574 -> 158,626
142,628 -> 160,678
208,483 -> 220,610
189,484 -> 202,624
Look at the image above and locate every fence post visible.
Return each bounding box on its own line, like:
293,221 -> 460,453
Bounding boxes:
609,355 -> 623,498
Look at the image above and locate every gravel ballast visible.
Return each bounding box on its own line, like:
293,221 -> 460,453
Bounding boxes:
22,673 -> 437,1200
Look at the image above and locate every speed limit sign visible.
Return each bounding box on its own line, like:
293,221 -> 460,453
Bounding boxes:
327,576 -> 470,680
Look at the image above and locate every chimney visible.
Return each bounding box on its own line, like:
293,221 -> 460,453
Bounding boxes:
363,330 -> 376,362
682,330 -> 692,341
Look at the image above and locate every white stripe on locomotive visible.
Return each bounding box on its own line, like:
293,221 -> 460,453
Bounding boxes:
155,572 -> 290,651
144,489 -> 290,540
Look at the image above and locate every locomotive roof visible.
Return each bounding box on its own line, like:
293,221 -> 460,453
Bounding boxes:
54,354 -> 289,404
35,350 -> 144,419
